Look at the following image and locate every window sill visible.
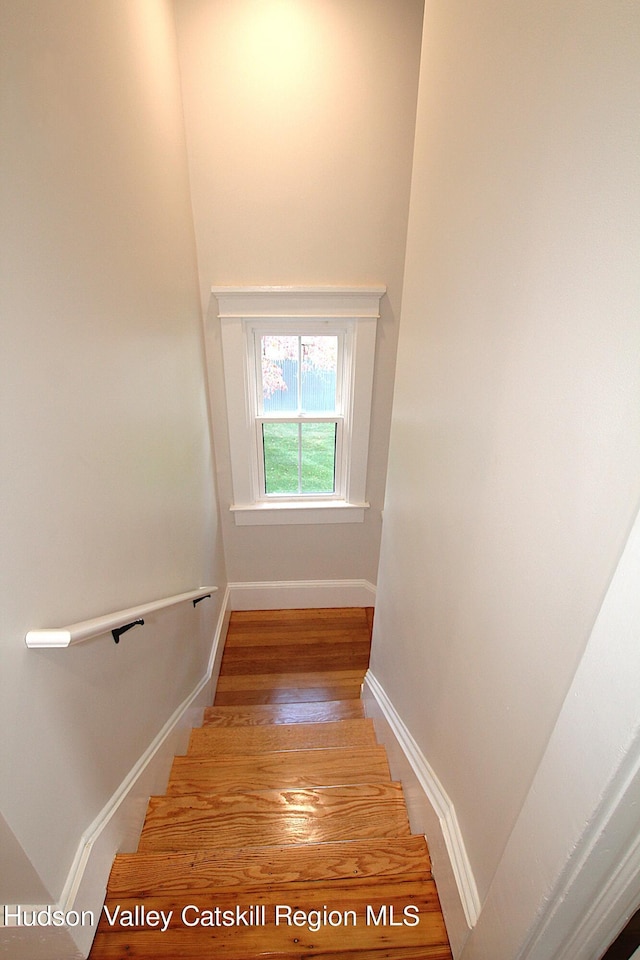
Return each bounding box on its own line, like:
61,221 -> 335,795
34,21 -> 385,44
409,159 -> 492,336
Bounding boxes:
230,500 -> 369,526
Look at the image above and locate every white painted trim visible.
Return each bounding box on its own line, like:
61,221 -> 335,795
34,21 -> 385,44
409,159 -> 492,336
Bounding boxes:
549,789 -> 640,960
228,578 -> 376,610
364,669 -> 481,932
211,285 -> 386,318
230,501 -> 367,525
2,586 -> 231,958
25,587 -> 218,648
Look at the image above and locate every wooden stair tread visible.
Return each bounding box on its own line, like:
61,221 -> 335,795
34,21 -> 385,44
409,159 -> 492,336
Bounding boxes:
203,699 -> 365,725
167,745 -> 391,794
138,783 -> 411,851
214,670 -> 365,705
107,837 -> 432,896
89,939 -> 452,958
91,878 -> 450,959
188,718 -> 377,756
91,936 -> 451,960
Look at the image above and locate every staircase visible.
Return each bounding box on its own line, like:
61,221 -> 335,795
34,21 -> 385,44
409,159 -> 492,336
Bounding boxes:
89,607 -> 452,959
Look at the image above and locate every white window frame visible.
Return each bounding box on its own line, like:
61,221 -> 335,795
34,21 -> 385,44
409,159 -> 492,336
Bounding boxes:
212,286 -> 385,525
251,322 -> 347,501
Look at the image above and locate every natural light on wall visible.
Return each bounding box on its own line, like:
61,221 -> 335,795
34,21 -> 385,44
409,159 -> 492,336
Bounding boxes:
126,0 -> 179,132
229,0 -> 323,104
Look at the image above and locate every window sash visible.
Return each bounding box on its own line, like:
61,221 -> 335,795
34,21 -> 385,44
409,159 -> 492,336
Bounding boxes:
252,327 -> 346,418
256,416 -> 344,500
252,327 -> 346,500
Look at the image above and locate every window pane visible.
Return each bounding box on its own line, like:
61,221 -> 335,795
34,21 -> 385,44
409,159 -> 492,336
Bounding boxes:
301,336 -> 338,413
262,421 -> 336,495
300,422 -> 336,493
260,334 -> 338,414
261,336 -> 298,413
262,422 -> 299,494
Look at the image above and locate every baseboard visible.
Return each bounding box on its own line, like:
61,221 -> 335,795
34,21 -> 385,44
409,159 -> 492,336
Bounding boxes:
228,578 -> 376,610
363,670 -> 480,958
0,586 -> 231,959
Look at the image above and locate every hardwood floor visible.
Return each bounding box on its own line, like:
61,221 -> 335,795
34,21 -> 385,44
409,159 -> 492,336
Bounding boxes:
89,607 -> 452,959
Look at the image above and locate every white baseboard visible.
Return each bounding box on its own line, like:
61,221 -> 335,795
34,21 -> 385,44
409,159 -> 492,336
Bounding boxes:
228,578 -> 376,610
363,670 -> 480,958
0,586 -> 231,959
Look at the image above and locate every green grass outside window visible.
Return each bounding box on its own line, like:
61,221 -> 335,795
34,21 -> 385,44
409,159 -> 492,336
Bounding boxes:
263,422 -> 336,495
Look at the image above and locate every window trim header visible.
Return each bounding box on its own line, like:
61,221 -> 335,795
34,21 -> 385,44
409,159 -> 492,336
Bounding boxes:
211,285 -> 386,320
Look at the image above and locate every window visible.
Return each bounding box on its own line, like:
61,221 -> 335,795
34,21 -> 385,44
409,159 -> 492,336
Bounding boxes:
213,286 -> 385,525
257,331 -> 341,496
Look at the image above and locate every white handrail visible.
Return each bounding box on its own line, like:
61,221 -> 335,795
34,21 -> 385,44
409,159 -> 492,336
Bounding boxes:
25,587 -> 218,649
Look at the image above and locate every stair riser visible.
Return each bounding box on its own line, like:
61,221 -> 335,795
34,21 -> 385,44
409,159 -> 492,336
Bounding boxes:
188,719 -> 377,757
219,644 -> 371,675
213,685 -> 363,705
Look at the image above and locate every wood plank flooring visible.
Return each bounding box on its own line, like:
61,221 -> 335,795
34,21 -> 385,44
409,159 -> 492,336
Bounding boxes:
89,607 -> 452,960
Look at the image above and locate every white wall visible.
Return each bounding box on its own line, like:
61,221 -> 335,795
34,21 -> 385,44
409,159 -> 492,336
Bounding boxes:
463,502 -> 640,958
0,0 -> 224,922
372,0 -> 640,952
173,0 -> 424,584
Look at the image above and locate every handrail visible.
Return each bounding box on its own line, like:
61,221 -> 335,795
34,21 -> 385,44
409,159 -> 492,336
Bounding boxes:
25,587 -> 218,649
